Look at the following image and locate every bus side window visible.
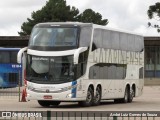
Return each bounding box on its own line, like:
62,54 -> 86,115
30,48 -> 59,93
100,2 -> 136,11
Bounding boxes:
10,51 -> 18,63
0,51 -> 10,63
75,51 -> 88,79
139,67 -> 143,79
89,63 -> 126,79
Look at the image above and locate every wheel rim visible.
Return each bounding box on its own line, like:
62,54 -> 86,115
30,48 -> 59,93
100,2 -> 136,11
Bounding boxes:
94,89 -> 100,103
86,90 -> 92,103
130,89 -> 134,99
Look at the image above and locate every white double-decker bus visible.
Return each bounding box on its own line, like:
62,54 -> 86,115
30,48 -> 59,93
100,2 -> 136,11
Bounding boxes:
17,22 -> 144,107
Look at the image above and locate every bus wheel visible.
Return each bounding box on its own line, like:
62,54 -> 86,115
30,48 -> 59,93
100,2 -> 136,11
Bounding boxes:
128,87 -> 134,103
78,87 -> 94,107
38,100 -> 51,107
93,86 -> 101,106
122,87 -> 129,103
50,101 -> 61,106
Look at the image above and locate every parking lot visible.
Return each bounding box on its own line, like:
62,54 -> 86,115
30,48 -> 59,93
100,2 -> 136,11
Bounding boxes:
0,86 -> 160,120
0,86 -> 160,111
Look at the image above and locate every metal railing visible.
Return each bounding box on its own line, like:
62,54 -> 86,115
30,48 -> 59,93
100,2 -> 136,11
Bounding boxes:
0,111 -> 160,120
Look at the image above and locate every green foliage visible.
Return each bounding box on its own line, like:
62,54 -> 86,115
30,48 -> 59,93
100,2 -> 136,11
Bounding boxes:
77,9 -> 108,25
19,0 -> 108,36
147,2 -> 160,32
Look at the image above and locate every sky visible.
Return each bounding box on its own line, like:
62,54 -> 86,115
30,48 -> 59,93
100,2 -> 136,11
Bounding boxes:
0,0 -> 159,36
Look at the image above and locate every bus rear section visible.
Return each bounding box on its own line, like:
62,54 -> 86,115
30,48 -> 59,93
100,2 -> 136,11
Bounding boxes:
17,22 -> 144,107
0,48 -> 22,88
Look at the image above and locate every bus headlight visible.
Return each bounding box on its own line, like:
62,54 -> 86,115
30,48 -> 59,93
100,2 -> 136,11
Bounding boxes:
60,85 -> 76,92
61,86 -> 71,91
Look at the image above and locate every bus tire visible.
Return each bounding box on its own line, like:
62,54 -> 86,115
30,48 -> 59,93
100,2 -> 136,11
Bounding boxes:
51,101 -> 61,106
78,87 -> 94,107
128,87 -> 134,103
38,100 -> 51,107
121,87 -> 129,103
93,86 -> 101,106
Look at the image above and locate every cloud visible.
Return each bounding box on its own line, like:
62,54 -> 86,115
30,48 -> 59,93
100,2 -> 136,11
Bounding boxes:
0,0 -> 47,8
0,0 -> 47,36
133,25 -> 158,36
0,0 -> 159,36
66,0 -> 91,12
67,0 -> 159,36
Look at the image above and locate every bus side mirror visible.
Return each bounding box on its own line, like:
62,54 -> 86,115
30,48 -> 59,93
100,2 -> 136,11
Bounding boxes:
17,47 -> 28,63
74,47 -> 87,64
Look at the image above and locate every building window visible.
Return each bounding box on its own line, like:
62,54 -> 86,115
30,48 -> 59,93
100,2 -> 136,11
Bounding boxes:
145,46 -> 160,78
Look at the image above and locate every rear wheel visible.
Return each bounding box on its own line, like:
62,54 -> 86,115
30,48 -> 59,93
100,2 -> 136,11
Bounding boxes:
128,87 -> 134,103
93,87 -> 101,106
121,87 -> 129,103
38,100 -> 51,107
78,87 -> 94,107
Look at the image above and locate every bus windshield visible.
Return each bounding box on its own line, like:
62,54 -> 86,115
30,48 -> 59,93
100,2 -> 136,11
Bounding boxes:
26,55 -> 75,84
29,27 -> 78,47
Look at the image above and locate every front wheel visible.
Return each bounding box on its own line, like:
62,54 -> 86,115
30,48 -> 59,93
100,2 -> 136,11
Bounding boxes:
78,87 -> 94,107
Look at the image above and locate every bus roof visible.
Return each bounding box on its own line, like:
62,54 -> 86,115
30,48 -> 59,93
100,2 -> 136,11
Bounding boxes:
35,22 -> 93,28
93,24 -> 143,36
35,22 -> 143,36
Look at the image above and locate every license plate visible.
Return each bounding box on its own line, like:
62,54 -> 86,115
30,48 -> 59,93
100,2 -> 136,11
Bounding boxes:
43,95 -> 52,99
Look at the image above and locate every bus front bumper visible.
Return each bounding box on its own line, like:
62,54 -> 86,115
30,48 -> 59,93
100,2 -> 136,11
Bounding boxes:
26,89 -> 86,102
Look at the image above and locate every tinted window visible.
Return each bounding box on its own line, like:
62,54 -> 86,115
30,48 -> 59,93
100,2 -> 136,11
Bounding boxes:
93,29 -> 103,48
139,67 -> 143,79
75,50 -> 89,79
11,52 -> 18,63
119,33 -> 128,51
111,32 -> 119,49
92,28 -> 144,52
29,27 -> 78,47
0,51 -> 10,63
26,55 -> 74,84
89,63 -> 126,79
79,27 -> 92,47
102,30 -> 111,49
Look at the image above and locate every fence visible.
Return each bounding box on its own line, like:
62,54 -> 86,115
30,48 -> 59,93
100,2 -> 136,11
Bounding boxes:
0,111 -> 160,120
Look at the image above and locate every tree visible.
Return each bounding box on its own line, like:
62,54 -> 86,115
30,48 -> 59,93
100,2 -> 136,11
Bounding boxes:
147,2 -> 160,32
77,9 -> 108,25
19,0 -> 108,36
